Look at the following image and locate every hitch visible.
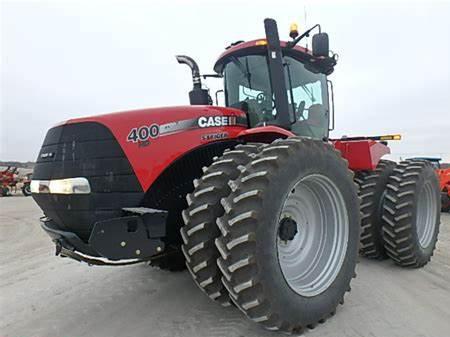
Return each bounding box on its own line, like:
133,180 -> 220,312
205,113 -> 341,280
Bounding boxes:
40,207 -> 168,265
89,210 -> 166,260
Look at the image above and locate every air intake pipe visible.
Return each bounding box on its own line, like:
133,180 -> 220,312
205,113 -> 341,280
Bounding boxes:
176,55 -> 210,105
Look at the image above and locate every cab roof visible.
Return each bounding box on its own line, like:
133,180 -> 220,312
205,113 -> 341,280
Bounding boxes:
213,39 -> 314,73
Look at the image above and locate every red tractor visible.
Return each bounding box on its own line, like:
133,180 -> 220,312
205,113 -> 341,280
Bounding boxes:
1,166 -> 32,196
0,166 -> 17,196
438,168 -> 450,212
31,19 -> 441,333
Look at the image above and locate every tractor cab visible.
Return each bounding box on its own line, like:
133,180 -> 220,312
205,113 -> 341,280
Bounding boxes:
178,19 -> 338,140
217,41 -> 332,139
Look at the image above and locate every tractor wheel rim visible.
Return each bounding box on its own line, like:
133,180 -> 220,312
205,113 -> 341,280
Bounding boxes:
416,181 -> 437,248
277,174 -> 349,297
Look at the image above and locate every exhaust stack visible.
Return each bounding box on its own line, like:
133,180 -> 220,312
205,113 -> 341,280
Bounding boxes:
176,55 -> 210,105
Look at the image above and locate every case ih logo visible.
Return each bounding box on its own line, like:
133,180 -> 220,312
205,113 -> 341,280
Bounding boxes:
198,116 -> 237,128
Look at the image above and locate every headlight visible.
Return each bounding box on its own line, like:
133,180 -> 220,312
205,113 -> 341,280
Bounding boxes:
30,180 -> 49,193
30,178 -> 91,194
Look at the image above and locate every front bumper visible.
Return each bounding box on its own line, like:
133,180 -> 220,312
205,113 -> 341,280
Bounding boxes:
40,207 -> 167,265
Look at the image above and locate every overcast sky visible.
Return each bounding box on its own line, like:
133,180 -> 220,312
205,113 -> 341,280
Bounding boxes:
1,0 -> 449,162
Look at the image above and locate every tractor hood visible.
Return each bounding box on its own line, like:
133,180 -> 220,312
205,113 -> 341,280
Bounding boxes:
32,105 -> 247,242
53,105 -> 248,191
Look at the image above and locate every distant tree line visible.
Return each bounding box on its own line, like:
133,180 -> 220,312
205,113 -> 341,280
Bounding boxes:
0,161 -> 35,169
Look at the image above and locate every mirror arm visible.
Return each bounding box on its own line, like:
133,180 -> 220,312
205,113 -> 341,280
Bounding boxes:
286,24 -> 321,49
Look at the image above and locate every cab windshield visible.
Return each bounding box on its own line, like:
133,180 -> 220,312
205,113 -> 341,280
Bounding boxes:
224,54 -> 329,139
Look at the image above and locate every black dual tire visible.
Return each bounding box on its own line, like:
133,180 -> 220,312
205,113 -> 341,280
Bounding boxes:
215,138 -> 360,333
355,160 -> 396,259
180,144 -> 260,305
382,160 -> 441,267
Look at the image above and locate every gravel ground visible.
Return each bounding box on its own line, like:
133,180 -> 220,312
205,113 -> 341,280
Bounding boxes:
1,196 -> 449,337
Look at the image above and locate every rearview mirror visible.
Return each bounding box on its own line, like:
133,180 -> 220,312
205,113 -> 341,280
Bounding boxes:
312,33 -> 329,57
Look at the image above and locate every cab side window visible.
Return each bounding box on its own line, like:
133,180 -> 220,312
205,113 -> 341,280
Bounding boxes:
283,57 -> 329,139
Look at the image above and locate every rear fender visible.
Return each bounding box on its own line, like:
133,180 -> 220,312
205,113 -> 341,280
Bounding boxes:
333,140 -> 390,171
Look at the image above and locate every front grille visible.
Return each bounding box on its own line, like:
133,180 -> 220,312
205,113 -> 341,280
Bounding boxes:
32,122 -> 143,241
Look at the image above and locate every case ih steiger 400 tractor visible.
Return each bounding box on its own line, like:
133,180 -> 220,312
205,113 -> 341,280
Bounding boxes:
31,19 -> 441,333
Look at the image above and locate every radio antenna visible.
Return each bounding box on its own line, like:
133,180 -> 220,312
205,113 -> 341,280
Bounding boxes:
304,4 -> 309,50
